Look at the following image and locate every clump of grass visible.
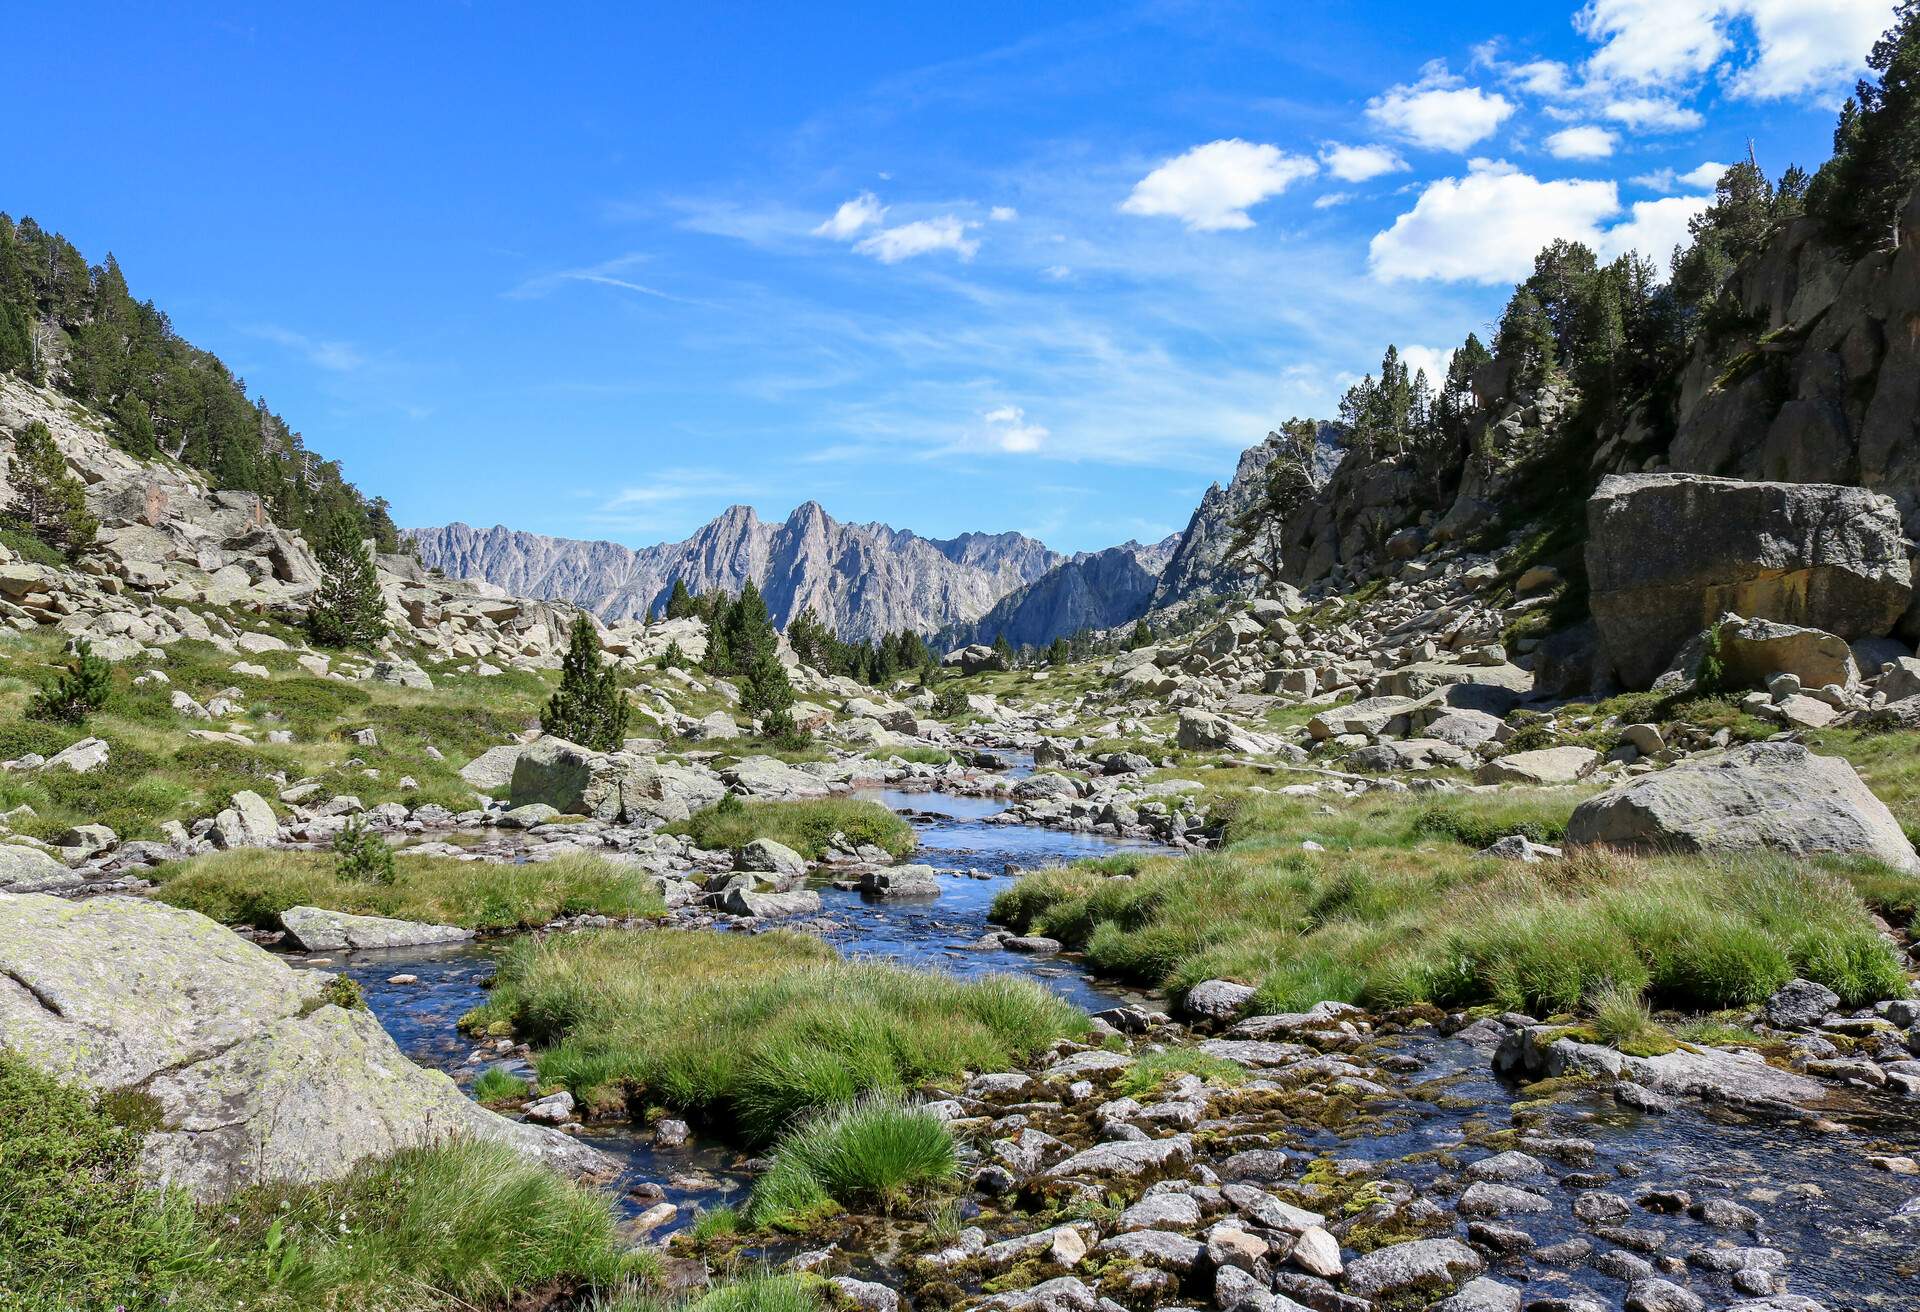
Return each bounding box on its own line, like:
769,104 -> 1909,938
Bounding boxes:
152,848 -> 665,931
219,1139 -> 636,1308
667,796 -> 915,860
686,1203 -> 742,1245
1586,981 -> 1676,1057
1115,1049 -> 1248,1098
889,746 -> 953,767
470,929 -> 1086,1143
0,1052 -> 209,1307
471,1066 -> 529,1103
0,1052 -> 638,1311
747,1098 -> 959,1228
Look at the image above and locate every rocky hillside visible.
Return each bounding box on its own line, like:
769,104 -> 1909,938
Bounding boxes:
408,502 -> 1060,640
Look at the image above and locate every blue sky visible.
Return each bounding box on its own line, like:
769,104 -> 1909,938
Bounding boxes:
2,2 -> 1892,552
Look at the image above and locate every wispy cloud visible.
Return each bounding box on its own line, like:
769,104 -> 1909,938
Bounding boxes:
507,252 -> 707,305
245,324 -> 365,372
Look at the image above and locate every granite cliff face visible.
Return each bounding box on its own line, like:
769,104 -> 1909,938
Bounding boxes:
945,537 -> 1180,649
408,502 -> 1060,641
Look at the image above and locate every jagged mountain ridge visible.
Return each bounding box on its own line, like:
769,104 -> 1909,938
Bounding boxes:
406,502 -> 1061,642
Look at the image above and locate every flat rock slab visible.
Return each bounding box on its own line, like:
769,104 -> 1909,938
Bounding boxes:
280,905 -> 474,952
0,843 -> 82,894
0,893 -> 608,1201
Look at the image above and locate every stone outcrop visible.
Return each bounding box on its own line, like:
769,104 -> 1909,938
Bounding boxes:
509,736 -> 728,824
1566,741 -> 1920,872
0,894 -> 607,1201
1586,473 -> 1911,689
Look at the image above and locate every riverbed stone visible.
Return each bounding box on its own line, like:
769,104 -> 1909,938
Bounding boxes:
1289,1225 -> 1342,1278
1185,979 -> 1257,1023
861,865 -> 941,898
1096,1229 -> 1206,1272
1342,1238 -> 1484,1301
280,905 -> 474,952
0,893 -> 608,1201
963,1277 -> 1098,1312
1765,978 -> 1839,1029
1457,1181 -> 1552,1218
738,837 -> 808,879
1041,1134 -> 1193,1185
721,887 -> 821,918
1432,1277 -> 1523,1312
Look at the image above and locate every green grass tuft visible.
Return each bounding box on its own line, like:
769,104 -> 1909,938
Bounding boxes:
747,1098 -> 959,1228
667,795 -> 915,860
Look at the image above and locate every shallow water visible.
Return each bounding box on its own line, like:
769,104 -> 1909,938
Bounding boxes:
305,785 -> 1163,1231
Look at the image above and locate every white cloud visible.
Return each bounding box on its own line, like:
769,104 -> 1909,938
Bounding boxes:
982,405 -> 1048,453
1119,139 -> 1318,231
1366,63 -> 1516,152
1040,265 -> 1072,280
1635,160 -> 1731,192
1603,95 -> 1705,131
247,325 -> 366,372
989,205 -> 1019,222
1572,0 -> 1890,104
1598,195 -> 1715,271
1513,59 -> 1575,96
1727,0 -> 1895,99
812,191 -> 886,239
1320,143 -> 1408,182
1400,345 -> 1455,385
1545,125 -> 1619,159
1313,192 -> 1355,210
853,216 -> 981,263
1577,0 -> 1729,86
1368,159 -> 1620,284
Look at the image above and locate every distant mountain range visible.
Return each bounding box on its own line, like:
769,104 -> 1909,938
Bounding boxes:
408,426 -> 1344,648
406,503 -> 1060,642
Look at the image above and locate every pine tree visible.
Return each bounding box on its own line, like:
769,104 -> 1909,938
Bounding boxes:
541,612 -> 630,750
991,632 -> 1015,666
1129,619 -> 1155,649
1046,637 -> 1071,665
721,579 -> 797,739
1809,2 -> 1920,254
305,512 -> 387,649
664,577 -> 696,619
1226,421 -> 1317,589
4,420 -> 97,556
29,639 -> 112,724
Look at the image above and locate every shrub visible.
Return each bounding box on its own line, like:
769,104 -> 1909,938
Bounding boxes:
747,1098 -> 958,1228
27,639 -> 112,723
333,816 -> 397,884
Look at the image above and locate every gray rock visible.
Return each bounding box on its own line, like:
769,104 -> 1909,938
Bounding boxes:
279,906 -> 474,953
1042,1134 -> 1193,1184
721,887 -> 821,918
0,893 -> 608,1202
1185,979 -> 1257,1023
458,744 -> 523,793
1476,746 -> 1599,786
1342,1238 -> 1484,1301
1716,616 -> 1859,690
1095,1229 -> 1206,1272
1764,978 -> 1840,1029
1475,835 -> 1563,863
1566,741 -> 1920,872
1464,1150 -> 1547,1183
739,837 -> 809,879
1119,1192 -> 1203,1232
1495,1025 -> 1826,1111
209,790 -> 279,848
1432,1278 -> 1523,1312
833,1278 -> 900,1312
0,843 -> 82,893
1456,1181 -> 1551,1218
1586,473 -> 1911,689
861,865 -> 941,898
43,736 -> 111,773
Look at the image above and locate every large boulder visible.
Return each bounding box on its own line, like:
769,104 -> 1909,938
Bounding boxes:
208,790 -> 280,848
510,737 -> 724,823
1567,741 -> 1920,872
0,843 -> 82,894
1715,615 -> 1859,690
458,743 -> 524,794
1476,747 -> 1599,786
1586,474 -> 1911,689
0,894 -> 607,1201
941,644 -> 1007,676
